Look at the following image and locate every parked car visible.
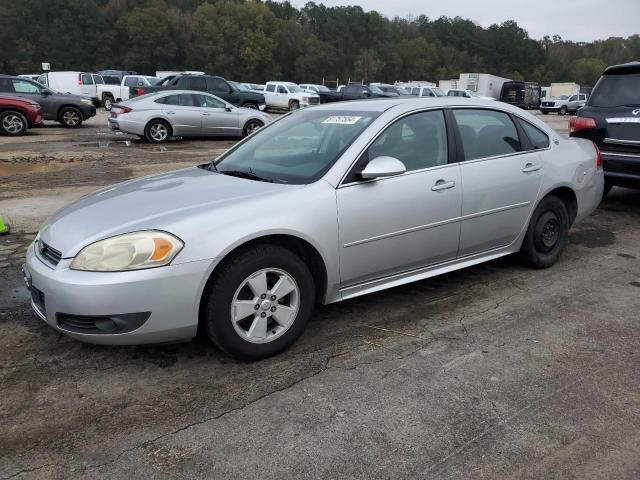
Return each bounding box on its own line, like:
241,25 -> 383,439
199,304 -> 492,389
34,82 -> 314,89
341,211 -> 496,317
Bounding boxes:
241,83 -> 265,92
97,70 -> 138,85
370,83 -> 411,96
570,61 -> 640,195
445,88 -> 495,101
131,74 -> 266,110
98,75 -> 160,110
36,71 -> 104,106
408,86 -> 446,97
108,90 -> 271,143
24,98 -> 602,359
299,83 -> 342,103
0,95 -> 43,136
500,81 -> 542,109
339,84 -> 395,101
540,93 -> 587,115
264,81 -> 320,111
0,75 -> 96,127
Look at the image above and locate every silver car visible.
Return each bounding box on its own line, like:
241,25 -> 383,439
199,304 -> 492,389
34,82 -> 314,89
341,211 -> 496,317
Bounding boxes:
24,98 -> 604,359
107,90 -> 272,142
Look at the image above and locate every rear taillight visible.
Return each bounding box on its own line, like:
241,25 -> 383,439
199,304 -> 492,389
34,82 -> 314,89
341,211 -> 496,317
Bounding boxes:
112,105 -> 132,114
593,142 -> 602,168
78,74 -> 83,85
569,116 -> 596,134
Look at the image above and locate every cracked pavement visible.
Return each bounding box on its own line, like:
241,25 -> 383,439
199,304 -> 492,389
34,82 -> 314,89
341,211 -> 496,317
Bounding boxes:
1,112 -> 640,479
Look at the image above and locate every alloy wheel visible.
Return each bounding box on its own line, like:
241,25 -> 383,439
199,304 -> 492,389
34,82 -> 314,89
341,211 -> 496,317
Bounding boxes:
63,110 -> 80,126
2,114 -> 25,134
149,123 -> 168,142
230,268 -> 300,344
245,121 -> 262,135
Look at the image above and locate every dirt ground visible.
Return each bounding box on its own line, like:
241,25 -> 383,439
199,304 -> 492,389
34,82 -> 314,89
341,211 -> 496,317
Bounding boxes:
1,110 -> 639,479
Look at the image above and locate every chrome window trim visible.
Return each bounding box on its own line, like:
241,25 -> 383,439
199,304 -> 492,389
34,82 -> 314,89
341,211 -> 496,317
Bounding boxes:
338,105 -> 551,188
604,138 -> 640,145
343,201 -> 530,248
606,117 -> 640,124
600,151 -> 640,158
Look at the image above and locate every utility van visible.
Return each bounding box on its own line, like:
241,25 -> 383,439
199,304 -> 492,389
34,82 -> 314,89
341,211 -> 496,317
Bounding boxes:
37,71 -> 103,106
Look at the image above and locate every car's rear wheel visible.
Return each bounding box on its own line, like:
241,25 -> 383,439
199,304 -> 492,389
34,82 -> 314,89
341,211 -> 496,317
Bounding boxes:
102,95 -> 114,111
559,106 -> 568,115
602,180 -> 613,199
289,100 -> 300,111
0,110 -> 28,136
520,196 -> 570,269
202,244 -> 315,360
59,107 -> 83,128
145,119 -> 171,143
242,119 -> 263,137
242,102 -> 258,110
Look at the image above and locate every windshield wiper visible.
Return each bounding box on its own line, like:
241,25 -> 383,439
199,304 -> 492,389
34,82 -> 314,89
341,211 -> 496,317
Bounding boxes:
220,169 -> 273,183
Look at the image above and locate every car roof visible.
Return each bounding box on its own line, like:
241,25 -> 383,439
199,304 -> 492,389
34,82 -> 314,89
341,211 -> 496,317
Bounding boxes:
603,61 -> 640,75
311,97 -> 525,114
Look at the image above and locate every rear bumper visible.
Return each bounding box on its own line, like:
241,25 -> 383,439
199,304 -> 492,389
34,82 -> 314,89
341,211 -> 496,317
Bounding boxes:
107,116 -> 144,136
601,151 -> 640,188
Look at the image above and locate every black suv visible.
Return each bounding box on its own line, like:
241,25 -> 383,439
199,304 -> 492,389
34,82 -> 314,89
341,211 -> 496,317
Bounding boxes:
0,75 -> 96,127
132,74 -> 266,109
570,62 -> 640,195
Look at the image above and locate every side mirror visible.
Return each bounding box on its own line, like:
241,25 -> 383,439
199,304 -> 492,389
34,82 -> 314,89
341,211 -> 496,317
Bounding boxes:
42,89 -> 52,95
360,156 -> 406,180
225,106 -> 233,112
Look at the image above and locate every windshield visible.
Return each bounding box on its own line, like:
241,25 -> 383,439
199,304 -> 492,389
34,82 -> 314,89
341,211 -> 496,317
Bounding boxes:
288,85 -> 303,93
467,90 -> 480,98
231,81 -> 249,91
214,110 -> 381,184
370,85 -> 384,94
555,95 -> 570,100
143,76 -> 160,85
317,85 -> 330,92
588,73 -> 640,107
433,88 -> 445,97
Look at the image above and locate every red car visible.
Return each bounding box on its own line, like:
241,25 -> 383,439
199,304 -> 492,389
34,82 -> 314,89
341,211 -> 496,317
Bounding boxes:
0,95 -> 43,136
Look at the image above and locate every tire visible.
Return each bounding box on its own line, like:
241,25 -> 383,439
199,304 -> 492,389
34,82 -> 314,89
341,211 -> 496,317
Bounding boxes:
242,119 -> 263,137
0,110 -> 28,136
542,111 -> 549,115
242,102 -> 258,110
520,196 -> 570,269
58,107 -> 83,128
102,95 -> 114,111
602,180 -> 613,199
144,119 -> 171,143
289,100 -> 300,111
559,106 -> 568,116
202,244 -> 315,360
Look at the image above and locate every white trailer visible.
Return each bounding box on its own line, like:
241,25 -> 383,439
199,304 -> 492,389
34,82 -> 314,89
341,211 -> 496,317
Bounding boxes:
438,79 -> 458,90
458,73 -> 511,99
549,82 -> 580,98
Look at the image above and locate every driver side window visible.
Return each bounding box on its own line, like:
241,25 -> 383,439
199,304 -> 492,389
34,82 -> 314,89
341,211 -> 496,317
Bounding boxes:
277,86 -> 288,94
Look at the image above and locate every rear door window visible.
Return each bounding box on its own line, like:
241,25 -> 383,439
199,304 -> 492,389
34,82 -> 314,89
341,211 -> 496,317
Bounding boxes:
517,119 -> 550,150
265,84 -> 275,92
182,76 -> 207,91
588,73 -> 640,107
194,94 -> 225,108
81,74 -> 94,85
124,77 -> 139,88
93,74 -> 104,85
161,94 -> 196,106
0,78 -> 15,92
453,109 -> 522,160
207,77 -> 229,92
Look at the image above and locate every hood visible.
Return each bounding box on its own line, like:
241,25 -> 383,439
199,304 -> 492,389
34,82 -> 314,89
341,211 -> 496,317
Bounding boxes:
40,167 -> 296,257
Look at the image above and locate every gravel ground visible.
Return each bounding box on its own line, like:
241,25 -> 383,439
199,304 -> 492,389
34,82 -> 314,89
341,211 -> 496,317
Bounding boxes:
1,109 -> 639,480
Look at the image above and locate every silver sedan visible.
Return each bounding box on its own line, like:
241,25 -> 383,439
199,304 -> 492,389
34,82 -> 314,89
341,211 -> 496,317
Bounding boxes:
107,90 -> 272,142
25,98 -> 604,359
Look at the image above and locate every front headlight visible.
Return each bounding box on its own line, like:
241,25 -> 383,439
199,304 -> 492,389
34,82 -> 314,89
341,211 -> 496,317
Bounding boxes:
80,98 -> 92,105
70,231 -> 183,272
302,97 -> 310,102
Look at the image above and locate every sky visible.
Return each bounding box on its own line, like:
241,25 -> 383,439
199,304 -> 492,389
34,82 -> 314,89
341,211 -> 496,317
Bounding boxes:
288,0 -> 640,42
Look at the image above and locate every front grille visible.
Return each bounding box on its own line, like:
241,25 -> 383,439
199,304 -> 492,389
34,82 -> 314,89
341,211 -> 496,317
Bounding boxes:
309,98 -> 320,105
542,102 -> 554,107
39,242 -> 62,267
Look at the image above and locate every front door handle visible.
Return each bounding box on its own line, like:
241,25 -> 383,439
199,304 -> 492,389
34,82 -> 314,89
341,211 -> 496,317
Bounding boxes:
522,163 -> 541,173
202,112 -> 211,116
166,111 -> 175,115
431,180 -> 456,191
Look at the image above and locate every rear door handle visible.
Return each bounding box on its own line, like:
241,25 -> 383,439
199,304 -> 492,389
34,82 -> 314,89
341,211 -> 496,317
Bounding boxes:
522,163 -> 541,173
431,180 -> 456,191
202,112 -> 211,116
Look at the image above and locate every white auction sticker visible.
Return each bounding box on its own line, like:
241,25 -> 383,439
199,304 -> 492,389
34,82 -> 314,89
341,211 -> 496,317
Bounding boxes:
322,116 -> 362,125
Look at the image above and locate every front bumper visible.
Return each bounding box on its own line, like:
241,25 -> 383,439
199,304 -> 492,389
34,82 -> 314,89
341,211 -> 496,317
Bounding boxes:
82,105 -> 97,119
540,105 -> 560,113
24,242 -> 214,345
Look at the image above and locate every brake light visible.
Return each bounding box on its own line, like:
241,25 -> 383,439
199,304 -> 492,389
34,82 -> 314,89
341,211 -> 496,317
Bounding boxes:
78,74 -> 83,85
569,116 -> 596,134
113,105 -> 132,114
593,142 -> 602,168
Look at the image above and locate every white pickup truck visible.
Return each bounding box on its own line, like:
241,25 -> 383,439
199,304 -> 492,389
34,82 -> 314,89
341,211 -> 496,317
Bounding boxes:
264,81 -> 320,111
97,75 -> 160,110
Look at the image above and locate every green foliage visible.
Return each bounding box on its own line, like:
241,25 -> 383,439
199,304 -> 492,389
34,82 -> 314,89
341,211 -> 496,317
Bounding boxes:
0,0 -> 636,86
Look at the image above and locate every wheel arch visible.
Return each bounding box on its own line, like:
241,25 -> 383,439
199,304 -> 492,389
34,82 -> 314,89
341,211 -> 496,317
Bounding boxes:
197,233 -> 329,329
145,117 -> 173,135
539,185 -> 578,225
56,104 -> 83,118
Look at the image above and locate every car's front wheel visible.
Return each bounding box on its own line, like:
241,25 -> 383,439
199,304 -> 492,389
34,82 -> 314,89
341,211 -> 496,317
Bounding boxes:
0,110 -> 28,136
289,100 -> 300,111
559,106 -> 568,115
520,196 -> 570,269
144,119 -> 171,143
59,107 -> 83,128
202,245 -> 315,360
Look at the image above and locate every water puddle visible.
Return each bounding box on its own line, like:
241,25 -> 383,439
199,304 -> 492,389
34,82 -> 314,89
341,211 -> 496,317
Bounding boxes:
0,161 -> 74,177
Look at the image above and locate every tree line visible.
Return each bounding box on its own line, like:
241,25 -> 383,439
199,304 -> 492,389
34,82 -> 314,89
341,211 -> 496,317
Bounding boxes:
1,0 -> 638,87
